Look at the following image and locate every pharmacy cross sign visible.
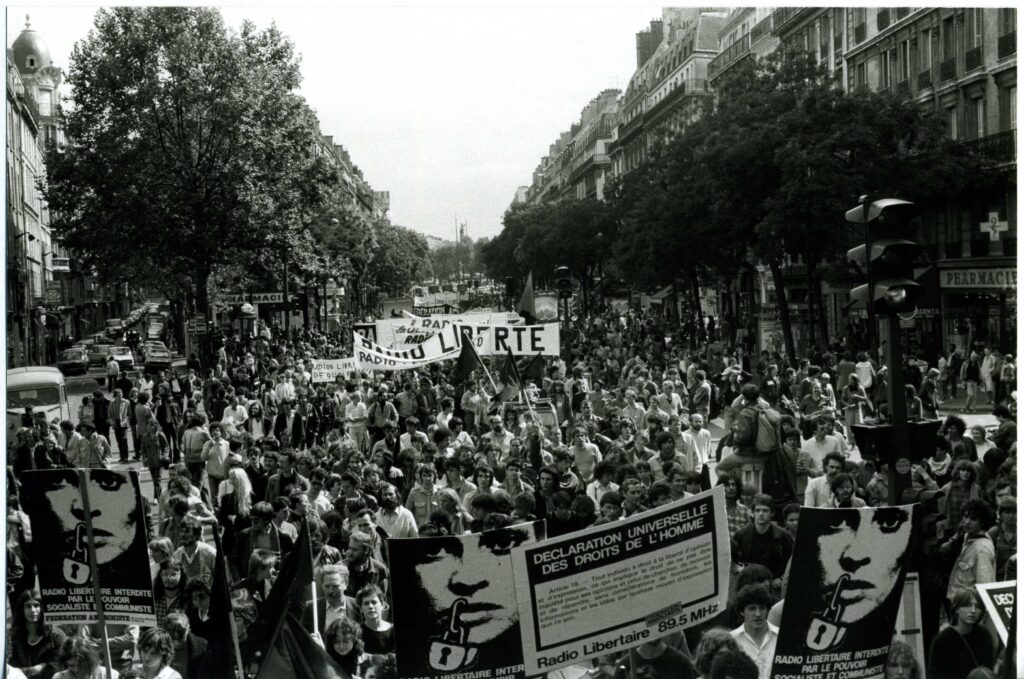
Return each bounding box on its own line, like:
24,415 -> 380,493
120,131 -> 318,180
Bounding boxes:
980,211 -> 1009,241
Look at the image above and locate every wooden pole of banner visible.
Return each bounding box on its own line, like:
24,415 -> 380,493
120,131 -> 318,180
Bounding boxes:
310,578 -> 320,638
78,470 -> 115,679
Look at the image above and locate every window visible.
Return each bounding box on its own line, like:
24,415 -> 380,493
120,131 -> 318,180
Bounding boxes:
947,106 -> 959,140
966,8 -> 984,48
999,8 -> 1016,35
897,41 -> 910,81
1010,86 -> 1017,130
820,15 -> 831,59
973,97 -> 985,138
856,62 -> 867,89
920,28 -> 932,70
880,49 -> 893,88
942,17 -> 955,59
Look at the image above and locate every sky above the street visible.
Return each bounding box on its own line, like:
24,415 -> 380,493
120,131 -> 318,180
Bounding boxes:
7,2 -> 661,242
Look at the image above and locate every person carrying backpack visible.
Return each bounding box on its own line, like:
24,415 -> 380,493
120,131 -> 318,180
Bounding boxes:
716,384 -> 784,480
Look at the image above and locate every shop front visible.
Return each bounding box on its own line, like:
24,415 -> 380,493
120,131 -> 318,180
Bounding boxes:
939,261 -> 1017,355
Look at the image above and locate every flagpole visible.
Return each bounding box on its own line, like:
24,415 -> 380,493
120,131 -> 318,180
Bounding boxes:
212,524 -> 245,679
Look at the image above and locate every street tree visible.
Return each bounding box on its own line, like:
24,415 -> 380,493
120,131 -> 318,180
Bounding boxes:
45,7 -> 338,324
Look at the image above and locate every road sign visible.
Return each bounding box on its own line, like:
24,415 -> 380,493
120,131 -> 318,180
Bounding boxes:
188,315 -> 207,334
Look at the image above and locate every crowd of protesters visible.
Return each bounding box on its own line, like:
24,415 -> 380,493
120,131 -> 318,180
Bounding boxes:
6,308 -> 1017,679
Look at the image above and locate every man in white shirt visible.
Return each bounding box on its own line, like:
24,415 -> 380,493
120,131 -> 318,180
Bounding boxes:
375,483 -> 418,538
800,417 -> 842,468
221,393 -> 248,437
804,452 -> 846,508
274,371 -> 296,404
399,417 -> 429,451
731,583 -> 779,679
681,413 -> 713,472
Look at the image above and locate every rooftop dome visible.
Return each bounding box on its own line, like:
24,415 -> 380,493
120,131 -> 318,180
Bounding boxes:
11,15 -> 52,76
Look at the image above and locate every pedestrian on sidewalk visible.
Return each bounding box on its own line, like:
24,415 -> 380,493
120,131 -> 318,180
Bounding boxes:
961,353 -> 982,413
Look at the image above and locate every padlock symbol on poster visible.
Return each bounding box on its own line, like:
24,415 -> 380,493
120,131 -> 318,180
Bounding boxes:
428,598 -> 478,671
806,573 -> 849,651
62,523 -> 91,585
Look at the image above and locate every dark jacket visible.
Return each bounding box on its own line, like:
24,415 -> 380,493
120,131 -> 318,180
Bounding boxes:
731,522 -> 794,579
230,524 -> 294,581
171,631 -> 208,679
273,412 -> 307,448
300,594 -> 359,634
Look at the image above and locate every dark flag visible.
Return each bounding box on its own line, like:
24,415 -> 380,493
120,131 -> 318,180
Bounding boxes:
246,519 -> 349,679
451,334 -> 484,385
256,613 -> 351,679
199,521 -> 241,678
495,348 -> 524,403
520,352 -> 545,386
699,463 -> 712,491
517,271 -> 536,324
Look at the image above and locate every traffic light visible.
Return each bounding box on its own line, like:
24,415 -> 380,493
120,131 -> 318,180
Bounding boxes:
845,196 -> 920,314
555,266 -> 572,300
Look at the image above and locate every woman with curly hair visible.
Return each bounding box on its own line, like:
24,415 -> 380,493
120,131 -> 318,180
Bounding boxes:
153,557 -> 189,630
52,636 -> 113,679
10,590 -> 66,679
324,617 -> 367,675
136,627 -> 181,679
885,639 -> 921,679
693,626 -> 742,679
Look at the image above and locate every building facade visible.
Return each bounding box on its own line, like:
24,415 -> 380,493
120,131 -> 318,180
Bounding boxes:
770,7 -> 1016,357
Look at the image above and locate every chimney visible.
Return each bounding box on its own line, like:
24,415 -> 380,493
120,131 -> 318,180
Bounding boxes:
635,19 -> 664,67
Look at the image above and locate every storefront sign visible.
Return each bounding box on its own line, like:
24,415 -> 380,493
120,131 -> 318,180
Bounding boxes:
216,292 -> 299,305
940,268 -> 1017,290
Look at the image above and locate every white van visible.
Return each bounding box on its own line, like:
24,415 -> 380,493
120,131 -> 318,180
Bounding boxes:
7,367 -> 72,444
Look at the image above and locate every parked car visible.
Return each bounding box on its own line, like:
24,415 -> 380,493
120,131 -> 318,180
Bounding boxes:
88,343 -> 113,367
144,347 -> 172,371
57,348 -> 90,376
108,346 -> 135,372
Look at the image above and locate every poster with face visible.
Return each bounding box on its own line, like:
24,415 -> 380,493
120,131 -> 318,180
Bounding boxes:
772,505 -> 917,679
20,469 -> 157,626
389,521 -> 545,679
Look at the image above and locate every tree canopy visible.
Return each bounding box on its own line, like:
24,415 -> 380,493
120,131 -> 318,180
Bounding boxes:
45,7 -> 339,314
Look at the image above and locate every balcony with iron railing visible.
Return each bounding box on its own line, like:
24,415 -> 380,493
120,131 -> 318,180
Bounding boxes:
895,79 -> 910,97
998,31 -> 1016,58
896,8 -> 910,20
749,14 -> 774,44
965,45 -> 983,71
771,7 -> 815,34
917,69 -> 932,89
708,34 -> 751,81
940,57 -> 956,82
963,129 -> 1017,164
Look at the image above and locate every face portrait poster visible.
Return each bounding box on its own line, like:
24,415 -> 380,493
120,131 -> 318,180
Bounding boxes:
512,487 -> 730,675
20,469 -> 157,626
772,505 -> 917,679
388,521 -> 545,679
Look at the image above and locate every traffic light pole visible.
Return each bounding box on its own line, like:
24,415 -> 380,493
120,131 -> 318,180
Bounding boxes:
884,313 -> 911,506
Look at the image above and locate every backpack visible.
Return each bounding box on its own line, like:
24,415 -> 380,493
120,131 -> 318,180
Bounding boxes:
755,407 -> 782,453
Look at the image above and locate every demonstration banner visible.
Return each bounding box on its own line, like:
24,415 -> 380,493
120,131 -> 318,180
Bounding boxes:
20,469 -> 157,626
310,358 -> 360,383
354,324 -> 559,371
389,521 -> 546,679
374,312 -> 523,348
511,488 -> 729,675
977,580 -> 1015,644
353,322 -> 378,344
772,505 -> 917,679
